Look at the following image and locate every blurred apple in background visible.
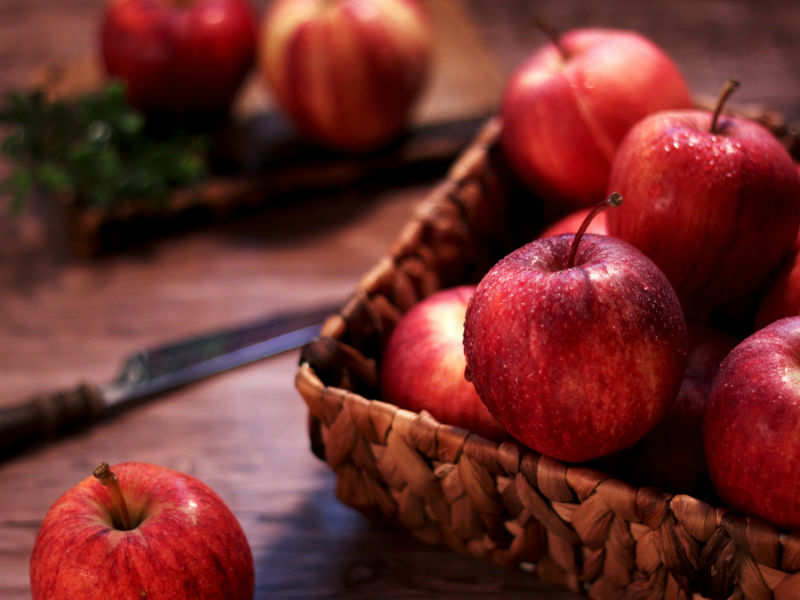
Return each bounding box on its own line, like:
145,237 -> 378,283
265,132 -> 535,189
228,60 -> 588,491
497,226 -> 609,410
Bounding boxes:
501,27 -> 691,216
464,196 -> 688,462
381,285 -> 507,440
30,462 -> 254,599
101,0 -> 258,114
259,0 -> 432,151
705,318 -> 800,530
606,81 -> 800,320
623,324 -> 736,495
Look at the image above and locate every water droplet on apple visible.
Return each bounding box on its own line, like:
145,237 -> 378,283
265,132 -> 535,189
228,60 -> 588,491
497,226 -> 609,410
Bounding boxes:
724,141 -> 739,155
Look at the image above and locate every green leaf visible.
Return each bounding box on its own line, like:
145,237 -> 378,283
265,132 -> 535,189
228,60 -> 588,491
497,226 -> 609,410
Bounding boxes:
0,81 -> 209,211
103,80 -> 127,106
93,148 -> 122,180
1,130 -> 27,157
116,111 -> 144,136
3,168 -> 34,213
35,162 -> 72,193
174,153 -> 205,183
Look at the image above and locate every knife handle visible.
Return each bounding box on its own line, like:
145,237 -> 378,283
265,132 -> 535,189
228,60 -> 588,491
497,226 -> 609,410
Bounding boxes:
0,383 -> 105,454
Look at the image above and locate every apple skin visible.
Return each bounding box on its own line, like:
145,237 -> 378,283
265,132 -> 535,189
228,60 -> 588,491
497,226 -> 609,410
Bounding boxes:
30,462 -> 254,599
501,28 -> 691,215
463,234 -> 688,463
259,0 -> 432,151
606,109 -> 800,320
624,324 -> 736,494
705,318 -> 800,530
101,0 -> 258,113
754,164 -> 800,328
381,285 -> 507,441
755,230 -> 800,329
539,207 -> 608,238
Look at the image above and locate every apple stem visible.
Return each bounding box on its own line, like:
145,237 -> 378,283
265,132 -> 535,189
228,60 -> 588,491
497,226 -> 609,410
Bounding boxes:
710,79 -> 740,134
566,192 -> 623,269
533,18 -> 568,60
93,463 -> 133,531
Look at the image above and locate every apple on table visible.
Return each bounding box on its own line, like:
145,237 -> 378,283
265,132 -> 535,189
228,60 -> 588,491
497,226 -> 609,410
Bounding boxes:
380,285 -> 507,441
501,27 -> 691,217
101,0 -> 258,114
259,0 -> 432,151
30,462 -> 254,599
606,80 -> 800,320
463,195 -> 688,462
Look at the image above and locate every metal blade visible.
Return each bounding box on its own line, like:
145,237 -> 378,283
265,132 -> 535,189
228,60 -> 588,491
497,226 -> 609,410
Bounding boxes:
0,302 -> 340,457
100,302 -> 340,408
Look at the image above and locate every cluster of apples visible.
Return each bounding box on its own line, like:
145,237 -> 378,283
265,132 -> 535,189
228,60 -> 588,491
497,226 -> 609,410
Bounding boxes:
381,27 -> 800,533
101,0 -> 432,151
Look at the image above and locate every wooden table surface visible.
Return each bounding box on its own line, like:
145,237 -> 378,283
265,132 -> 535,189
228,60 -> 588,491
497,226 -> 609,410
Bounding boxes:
1,2 -> 799,598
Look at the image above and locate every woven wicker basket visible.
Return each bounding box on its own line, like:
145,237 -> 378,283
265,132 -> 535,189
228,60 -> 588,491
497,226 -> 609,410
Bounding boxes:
295,107 -> 800,599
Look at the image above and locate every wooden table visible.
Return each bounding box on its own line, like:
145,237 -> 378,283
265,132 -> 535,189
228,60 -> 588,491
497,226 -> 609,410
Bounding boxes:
1,2 -> 798,598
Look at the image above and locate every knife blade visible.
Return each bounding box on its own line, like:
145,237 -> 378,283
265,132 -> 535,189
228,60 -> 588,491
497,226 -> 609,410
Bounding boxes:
0,301 -> 340,455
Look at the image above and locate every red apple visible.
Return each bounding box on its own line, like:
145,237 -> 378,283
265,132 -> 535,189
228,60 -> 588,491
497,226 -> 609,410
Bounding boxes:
101,0 -> 258,113
381,285 -> 507,440
501,27 -> 691,216
463,196 -> 688,462
624,324 -> 736,494
606,81 -> 800,319
705,317 -> 800,529
539,207 -> 608,238
30,462 -> 254,599
259,0 -> 432,151
754,231 -> 800,329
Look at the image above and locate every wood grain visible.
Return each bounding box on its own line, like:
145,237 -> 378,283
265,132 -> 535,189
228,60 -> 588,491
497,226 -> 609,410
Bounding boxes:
0,1 -> 799,599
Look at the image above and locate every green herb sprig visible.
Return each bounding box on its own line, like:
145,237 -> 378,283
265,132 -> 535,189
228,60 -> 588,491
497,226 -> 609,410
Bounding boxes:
0,81 -> 207,212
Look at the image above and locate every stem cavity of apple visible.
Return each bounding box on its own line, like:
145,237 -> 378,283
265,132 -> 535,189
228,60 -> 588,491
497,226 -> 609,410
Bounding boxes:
566,192 -> 623,269
93,463 -> 134,531
534,18 -> 568,61
710,79 -> 740,134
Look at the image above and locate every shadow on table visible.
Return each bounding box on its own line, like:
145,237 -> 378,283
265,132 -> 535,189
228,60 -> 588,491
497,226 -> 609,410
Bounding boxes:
253,469 -> 579,599
0,180 -> 390,295
217,182 -> 397,250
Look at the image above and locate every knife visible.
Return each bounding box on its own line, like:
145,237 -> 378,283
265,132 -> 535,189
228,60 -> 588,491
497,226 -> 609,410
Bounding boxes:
0,301 -> 340,455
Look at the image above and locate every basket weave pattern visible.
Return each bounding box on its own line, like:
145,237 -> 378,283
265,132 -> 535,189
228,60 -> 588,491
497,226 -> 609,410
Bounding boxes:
295,114 -> 800,599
